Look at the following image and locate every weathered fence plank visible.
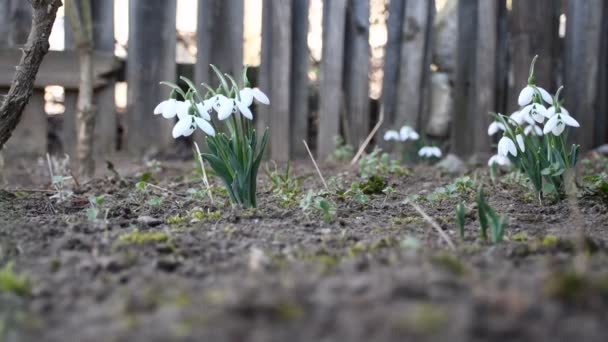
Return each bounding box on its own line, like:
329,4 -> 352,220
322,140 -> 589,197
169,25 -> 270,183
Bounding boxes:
318,0 -> 347,160
565,0 -> 603,151
256,0 -> 272,141
2,0 -> 47,158
597,2 -> 608,144
508,0 -> 560,113
195,0 -> 244,86
127,0 -> 177,155
394,0 -> 434,132
452,0 -> 498,157
343,0 -> 370,148
380,0 -> 405,138
289,0 -> 310,158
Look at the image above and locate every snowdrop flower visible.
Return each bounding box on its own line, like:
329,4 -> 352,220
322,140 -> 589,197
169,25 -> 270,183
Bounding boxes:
488,154 -> 511,167
497,136 -> 518,157
487,121 -> 505,136
543,107 -> 579,136
520,102 -> 548,124
172,104 -> 216,138
212,95 -> 236,121
510,110 -> 534,126
399,126 -> 420,141
383,130 -> 400,141
239,87 -> 270,107
418,146 -> 442,158
524,124 -> 543,136
154,98 -> 185,119
518,85 -> 553,107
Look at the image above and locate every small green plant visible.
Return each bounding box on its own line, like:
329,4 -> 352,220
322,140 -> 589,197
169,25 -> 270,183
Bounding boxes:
358,147 -> 407,179
330,135 -> 354,162
118,230 -> 170,244
581,173 -> 608,201
0,262 -> 30,296
147,196 -> 163,206
86,195 -> 106,221
265,161 -> 302,207
456,201 -> 465,239
477,187 -> 506,243
300,190 -> 336,223
426,176 -> 475,202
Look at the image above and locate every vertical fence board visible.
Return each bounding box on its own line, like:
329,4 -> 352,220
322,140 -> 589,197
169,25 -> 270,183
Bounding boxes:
343,0 -> 370,147
318,0 -> 347,160
0,1 -> 9,47
269,0 -> 292,161
256,0 -> 272,139
127,0 -> 176,155
565,0 -> 603,151
3,0 -> 47,158
381,0 -> 405,136
290,0 -> 310,158
508,0 -> 560,113
597,2 -> 608,144
91,0 -> 116,156
394,0 -> 434,131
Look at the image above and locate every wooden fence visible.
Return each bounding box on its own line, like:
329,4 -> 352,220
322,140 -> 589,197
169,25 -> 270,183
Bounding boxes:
1,0 -> 607,164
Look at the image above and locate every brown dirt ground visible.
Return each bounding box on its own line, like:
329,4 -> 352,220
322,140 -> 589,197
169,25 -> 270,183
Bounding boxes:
1,156 -> 608,342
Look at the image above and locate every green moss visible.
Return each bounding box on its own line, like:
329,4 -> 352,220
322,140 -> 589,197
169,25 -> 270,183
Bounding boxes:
399,303 -> 448,335
360,175 -> 386,195
0,262 -> 31,296
118,230 -> 169,244
273,301 -> 304,320
431,253 -> 466,276
541,234 -> 559,247
510,231 -> 529,241
167,214 -> 186,225
191,209 -> 222,220
392,216 -> 424,225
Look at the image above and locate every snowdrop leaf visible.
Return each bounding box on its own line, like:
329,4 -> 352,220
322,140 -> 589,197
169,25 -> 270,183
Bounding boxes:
210,64 -> 231,94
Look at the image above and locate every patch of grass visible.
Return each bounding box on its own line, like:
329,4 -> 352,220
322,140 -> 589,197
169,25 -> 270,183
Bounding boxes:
265,162 -> 303,207
431,253 -> 466,276
118,230 -> 169,244
273,300 -> 304,320
544,272 -> 608,303
0,262 -> 31,296
541,234 -> 559,247
510,231 -> 529,241
190,209 -> 222,220
398,303 -> 448,336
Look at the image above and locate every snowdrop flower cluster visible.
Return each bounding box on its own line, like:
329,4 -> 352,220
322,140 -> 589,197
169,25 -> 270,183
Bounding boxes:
418,146 -> 442,159
487,56 -> 580,201
154,65 -> 270,208
383,125 -> 420,142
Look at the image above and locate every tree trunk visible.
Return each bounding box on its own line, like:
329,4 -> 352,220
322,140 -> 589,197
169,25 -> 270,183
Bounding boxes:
0,0 -> 61,152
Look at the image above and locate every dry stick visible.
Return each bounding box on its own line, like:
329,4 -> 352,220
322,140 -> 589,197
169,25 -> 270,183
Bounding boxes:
302,140 -> 329,191
193,142 -> 215,204
405,200 -> 456,250
350,105 -> 385,166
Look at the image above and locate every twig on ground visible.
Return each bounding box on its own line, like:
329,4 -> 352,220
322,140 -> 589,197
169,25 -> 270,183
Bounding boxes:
350,105 -> 385,166
194,142 -> 215,204
405,200 -> 456,250
302,140 -> 329,191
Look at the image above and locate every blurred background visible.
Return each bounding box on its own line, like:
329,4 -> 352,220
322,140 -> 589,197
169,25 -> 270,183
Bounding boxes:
0,0 -> 606,170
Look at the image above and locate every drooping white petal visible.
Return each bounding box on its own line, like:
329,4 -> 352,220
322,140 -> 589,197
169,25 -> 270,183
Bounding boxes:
154,101 -> 165,115
193,117 -> 216,136
531,104 -> 547,123
536,87 -> 554,104
510,111 -> 524,125
214,95 -> 235,120
175,101 -> 190,120
383,130 -> 400,141
498,136 -> 517,157
488,154 -> 511,167
399,126 -> 419,141
545,106 -> 556,118
560,113 -> 580,127
543,115 -> 559,135
172,116 -> 193,138
409,131 -> 420,140
430,147 -> 442,158
196,101 -> 213,121
235,100 -> 253,120
239,88 -> 254,106
418,146 -> 441,158
524,124 -> 543,136
487,122 -> 505,136
552,122 -> 566,136
252,88 -> 270,105
162,99 -> 180,119
516,134 -> 525,152
560,106 -> 570,117
518,86 -> 535,106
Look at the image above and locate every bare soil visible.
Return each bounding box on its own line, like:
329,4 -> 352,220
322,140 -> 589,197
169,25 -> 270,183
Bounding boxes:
1,157 -> 608,342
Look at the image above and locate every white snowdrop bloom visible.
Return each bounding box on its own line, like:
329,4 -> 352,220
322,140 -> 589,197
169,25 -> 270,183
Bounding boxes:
487,121 -> 505,136
235,97 -> 254,120
498,136 -> 517,157
521,102 -> 547,124
518,85 -> 553,107
172,108 -> 196,139
193,116 -> 216,136
154,98 -> 185,119
543,108 -> 580,136
418,146 -> 442,158
195,100 -> 213,121
383,130 -> 400,141
524,124 -> 543,136
545,105 -> 570,119
510,110 -> 534,126
516,134 -> 525,152
488,154 -> 511,167
212,95 -> 236,121
399,125 -> 420,141
239,87 -> 270,106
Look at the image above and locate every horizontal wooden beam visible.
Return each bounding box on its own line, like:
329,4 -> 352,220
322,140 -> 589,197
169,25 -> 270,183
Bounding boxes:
0,49 -> 120,89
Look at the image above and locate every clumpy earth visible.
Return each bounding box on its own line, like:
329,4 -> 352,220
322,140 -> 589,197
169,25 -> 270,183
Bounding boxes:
1,156 -> 608,342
